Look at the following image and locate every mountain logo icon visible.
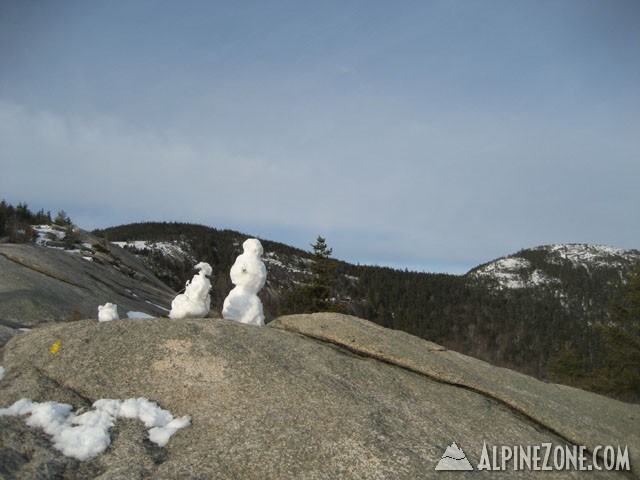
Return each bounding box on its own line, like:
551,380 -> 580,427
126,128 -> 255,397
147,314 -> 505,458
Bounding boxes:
435,442 -> 474,471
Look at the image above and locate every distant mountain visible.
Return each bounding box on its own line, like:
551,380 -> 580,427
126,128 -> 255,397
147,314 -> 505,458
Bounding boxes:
469,244 -> 640,320
471,244 -> 640,288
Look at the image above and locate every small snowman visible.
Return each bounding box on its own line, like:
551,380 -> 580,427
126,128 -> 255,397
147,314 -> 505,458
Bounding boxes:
169,262 -> 212,319
222,238 -> 267,326
98,302 -> 119,322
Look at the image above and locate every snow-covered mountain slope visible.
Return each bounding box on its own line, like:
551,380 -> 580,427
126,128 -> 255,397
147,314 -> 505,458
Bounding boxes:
112,240 -> 196,265
469,244 -> 640,290
468,256 -> 559,289
545,244 -> 639,271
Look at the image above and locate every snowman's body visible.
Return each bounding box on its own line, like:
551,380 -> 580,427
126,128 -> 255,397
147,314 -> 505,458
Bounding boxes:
169,262 -> 212,319
222,239 -> 267,326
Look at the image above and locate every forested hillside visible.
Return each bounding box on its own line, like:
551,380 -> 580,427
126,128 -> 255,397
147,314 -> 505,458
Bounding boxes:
92,222 -> 320,316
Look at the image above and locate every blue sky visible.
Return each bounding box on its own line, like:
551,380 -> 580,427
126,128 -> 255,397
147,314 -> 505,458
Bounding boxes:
1,0 -> 639,273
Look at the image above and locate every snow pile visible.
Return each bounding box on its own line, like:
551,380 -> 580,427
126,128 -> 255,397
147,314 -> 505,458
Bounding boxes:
169,262 -> 212,319
33,224 -> 66,246
32,224 -> 92,255
0,397 -> 191,460
94,398 -> 191,447
0,366 -> 5,380
98,303 -> 120,322
222,238 -> 267,326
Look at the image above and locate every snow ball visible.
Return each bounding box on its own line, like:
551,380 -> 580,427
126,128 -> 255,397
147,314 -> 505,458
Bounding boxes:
98,303 -> 120,322
169,262 -> 212,319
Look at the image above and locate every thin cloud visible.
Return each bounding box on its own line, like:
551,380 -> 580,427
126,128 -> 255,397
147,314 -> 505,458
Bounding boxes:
1,2 -> 638,272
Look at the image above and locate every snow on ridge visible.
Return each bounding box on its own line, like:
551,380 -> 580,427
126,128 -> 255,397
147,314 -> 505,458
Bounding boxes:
113,240 -> 195,262
471,256 -> 556,290
472,243 -> 640,290
31,225 -> 94,259
544,244 -> 638,268
33,224 -> 66,246
262,252 -> 307,275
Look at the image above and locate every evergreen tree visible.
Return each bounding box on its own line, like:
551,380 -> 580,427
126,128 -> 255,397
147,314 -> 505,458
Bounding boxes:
0,200 -> 8,237
54,210 -> 72,227
281,236 -> 340,314
0,200 -> 35,243
63,224 -> 79,250
309,236 -> 335,302
15,202 -> 31,222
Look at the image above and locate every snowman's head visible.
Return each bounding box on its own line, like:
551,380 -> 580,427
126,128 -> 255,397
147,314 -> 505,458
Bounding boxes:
194,262 -> 213,277
243,238 -> 263,257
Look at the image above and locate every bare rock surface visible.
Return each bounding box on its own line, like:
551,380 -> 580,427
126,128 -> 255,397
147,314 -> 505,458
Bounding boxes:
0,314 -> 637,479
0,243 -> 175,329
271,313 -> 640,467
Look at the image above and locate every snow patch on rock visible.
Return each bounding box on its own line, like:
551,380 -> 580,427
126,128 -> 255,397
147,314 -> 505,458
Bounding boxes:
0,397 -> 190,460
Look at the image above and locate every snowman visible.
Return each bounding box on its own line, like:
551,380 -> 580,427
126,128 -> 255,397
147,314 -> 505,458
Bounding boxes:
98,302 -> 120,322
169,262 -> 212,319
222,238 -> 267,326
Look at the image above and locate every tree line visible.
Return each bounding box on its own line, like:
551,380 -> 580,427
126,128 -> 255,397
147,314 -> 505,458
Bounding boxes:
0,199 -> 72,243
